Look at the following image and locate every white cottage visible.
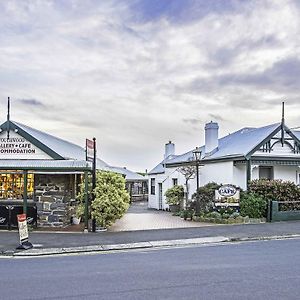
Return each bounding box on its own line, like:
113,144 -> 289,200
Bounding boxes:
148,119 -> 300,210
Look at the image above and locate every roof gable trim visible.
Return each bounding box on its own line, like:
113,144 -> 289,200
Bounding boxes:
0,121 -> 64,160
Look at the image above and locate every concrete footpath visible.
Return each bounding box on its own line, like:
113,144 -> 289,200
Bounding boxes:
1,221 -> 300,257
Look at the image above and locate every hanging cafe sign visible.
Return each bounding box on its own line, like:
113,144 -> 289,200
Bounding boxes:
0,137 -> 36,154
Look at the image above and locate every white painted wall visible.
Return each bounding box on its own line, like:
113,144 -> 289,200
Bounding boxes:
201,161 -> 234,186
233,164 -> 247,190
149,160 -> 300,210
273,165 -> 298,183
148,166 -> 198,210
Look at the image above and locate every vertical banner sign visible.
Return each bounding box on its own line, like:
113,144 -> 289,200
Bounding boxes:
86,139 -> 94,162
16,214 -> 33,250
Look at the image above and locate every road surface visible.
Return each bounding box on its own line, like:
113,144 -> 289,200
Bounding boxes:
1,239 -> 300,299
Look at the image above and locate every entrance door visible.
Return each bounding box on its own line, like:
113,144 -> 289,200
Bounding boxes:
158,183 -> 163,210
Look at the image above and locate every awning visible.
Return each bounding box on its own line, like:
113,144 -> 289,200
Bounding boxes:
0,159 -> 92,171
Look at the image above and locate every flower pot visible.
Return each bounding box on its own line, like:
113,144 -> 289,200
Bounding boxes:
72,217 -> 81,225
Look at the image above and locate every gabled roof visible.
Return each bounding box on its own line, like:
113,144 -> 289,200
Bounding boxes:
155,122 -> 300,169
0,120 -> 109,168
108,166 -> 146,181
0,120 -> 143,179
148,155 -> 177,175
208,123 -> 280,160
163,147 -> 205,166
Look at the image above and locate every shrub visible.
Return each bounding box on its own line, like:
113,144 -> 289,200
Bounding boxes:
165,185 -> 184,206
248,179 -> 300,211
240,192 -> 267,218
230,212 -> 240,219
208,211 -> 222,219
92,171 -> 130,228
248,179 -> 300,202
192,182 -> 221,213
180,209 -> 194,220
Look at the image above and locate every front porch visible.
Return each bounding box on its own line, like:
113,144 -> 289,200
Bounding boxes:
0,160 -> 91,230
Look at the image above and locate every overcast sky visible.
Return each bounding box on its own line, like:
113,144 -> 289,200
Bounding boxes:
1,0 -> 300,172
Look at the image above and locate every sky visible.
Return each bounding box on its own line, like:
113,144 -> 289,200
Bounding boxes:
0,0 -> 300,172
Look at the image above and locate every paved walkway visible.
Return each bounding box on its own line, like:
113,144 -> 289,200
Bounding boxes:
108,201 -> 214,232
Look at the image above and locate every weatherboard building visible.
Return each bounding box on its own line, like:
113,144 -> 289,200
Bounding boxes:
148,116 -> 300,210
0,119 -> 146,228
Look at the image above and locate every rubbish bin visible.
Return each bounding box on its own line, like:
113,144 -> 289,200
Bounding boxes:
0,200 -> 37,230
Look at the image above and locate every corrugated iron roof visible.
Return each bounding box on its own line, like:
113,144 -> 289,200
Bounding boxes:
0,120 -> 143,180
148,154 -> 178,175
108,166 -> 146,181
150,123 -> 297,170
14,121 -> 108,167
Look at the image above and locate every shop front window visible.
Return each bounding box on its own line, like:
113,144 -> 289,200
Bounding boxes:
0,171 -> 34,199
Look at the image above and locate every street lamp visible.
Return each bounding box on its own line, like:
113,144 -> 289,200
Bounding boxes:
193,147 -> 201,214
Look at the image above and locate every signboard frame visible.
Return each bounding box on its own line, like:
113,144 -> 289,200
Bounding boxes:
86,139 -> 94,162
16,214 -> 33,250
214,184 -> 240,208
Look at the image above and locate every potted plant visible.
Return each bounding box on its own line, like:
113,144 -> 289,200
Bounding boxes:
165,185 -> 184,212
73,203 -> 84,225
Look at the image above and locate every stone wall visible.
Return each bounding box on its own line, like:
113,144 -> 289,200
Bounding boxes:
34,174 -> 78,227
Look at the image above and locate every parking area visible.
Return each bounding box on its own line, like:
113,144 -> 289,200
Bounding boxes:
108,201 -> 214,232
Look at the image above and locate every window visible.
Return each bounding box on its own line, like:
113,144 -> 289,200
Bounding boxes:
150,178 -> 155,195
259,166 -> 274,180
172,178 -> 178,186
0,172 -> 34,199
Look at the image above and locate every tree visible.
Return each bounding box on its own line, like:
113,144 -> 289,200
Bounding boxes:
177,165 -> 196,209
91,171 -> 130,228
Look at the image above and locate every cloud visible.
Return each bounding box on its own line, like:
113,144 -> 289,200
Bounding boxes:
0,0 -> 300,170
16,98 -> 45,107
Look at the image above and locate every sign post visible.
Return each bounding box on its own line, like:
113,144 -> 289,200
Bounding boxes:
86,138 -> 97,232
16,214 -> 33,250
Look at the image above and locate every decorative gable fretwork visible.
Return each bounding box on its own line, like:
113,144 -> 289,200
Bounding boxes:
255,129 -> 300,156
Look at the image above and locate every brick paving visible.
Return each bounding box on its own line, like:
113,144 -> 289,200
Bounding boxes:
108,201 -> 215,232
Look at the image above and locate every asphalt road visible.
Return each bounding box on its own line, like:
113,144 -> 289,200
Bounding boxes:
2,221 -> 300,251
1,239 -> 300,300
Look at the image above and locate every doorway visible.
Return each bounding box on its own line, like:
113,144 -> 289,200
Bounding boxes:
158,183 -> 163,210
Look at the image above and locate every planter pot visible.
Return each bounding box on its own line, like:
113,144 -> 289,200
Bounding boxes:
169,204 -> 180,213
96,227 -> 107,232
72,217 -> 81,225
